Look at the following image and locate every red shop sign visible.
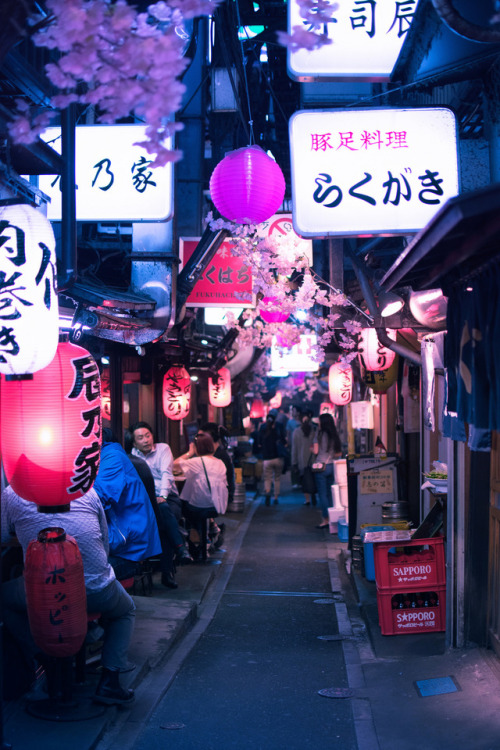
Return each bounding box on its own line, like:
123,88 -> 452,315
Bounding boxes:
180,238 -> 254,308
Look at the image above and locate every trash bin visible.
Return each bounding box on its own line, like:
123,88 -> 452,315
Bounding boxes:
361,525 -> 394,581
338,517 -> 349,542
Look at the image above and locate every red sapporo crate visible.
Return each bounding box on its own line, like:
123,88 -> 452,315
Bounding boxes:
373,537 -> 445,591
377,586 -> 446,636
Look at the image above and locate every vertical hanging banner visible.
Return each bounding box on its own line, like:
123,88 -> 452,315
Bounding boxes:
287,0 -> 418,81
289,108 -> 459,237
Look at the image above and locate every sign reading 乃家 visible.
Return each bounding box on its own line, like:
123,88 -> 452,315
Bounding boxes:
289,108 -> 458,237
288,0 -> 418,81
39,125 -> 173,222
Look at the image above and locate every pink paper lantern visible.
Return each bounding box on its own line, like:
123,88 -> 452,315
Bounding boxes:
249,398 -> 265,419
209,146 -> 286,224
163,366 -> 191,421
328,363 -> 353,406
319,402 -> 336,417
259,297 -> 290,324
208,367 -> 232,408
358,329 -> 397,372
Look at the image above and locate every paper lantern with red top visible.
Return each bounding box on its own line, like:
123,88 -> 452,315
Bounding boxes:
319,401 -> 336,417
209,145 -> 286,224
25,527 -> 87,657
358,328 -> 397,372
269,390 -> 282,409
163,366 -> 191,420
209,367 -> 232,408
0,204 -> 59,376
259,297 -> 290,324
328,363 -> 353,406
0,341 -> 101,508
249,397 -> 265,419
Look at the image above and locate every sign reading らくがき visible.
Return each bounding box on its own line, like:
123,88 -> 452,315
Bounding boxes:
289,108 -> 458,237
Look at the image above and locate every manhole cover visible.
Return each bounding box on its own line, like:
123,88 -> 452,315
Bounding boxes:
161,722 -> 186,730
318,687 -> 354,699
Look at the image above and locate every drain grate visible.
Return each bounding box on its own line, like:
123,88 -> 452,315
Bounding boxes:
415,676 -> 460,697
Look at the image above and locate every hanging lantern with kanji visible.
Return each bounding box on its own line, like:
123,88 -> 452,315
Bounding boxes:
0,204 -> 59,375
25,527 -> 87,658
358,328 -> 397,372
362,354 -> 399,394
259,297 -> 290,324
0,341 -> 101,509
208,367 -> 232,408
328,363 -> 353,406
269,390 -> 282,409
249,397 -> 265,419
163,365 -> 191,420
209,145 -> 286,224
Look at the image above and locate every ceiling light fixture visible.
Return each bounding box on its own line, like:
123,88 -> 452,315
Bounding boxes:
378,290 -> 404,318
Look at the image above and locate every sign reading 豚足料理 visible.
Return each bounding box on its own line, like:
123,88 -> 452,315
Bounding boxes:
289,108 -> 459,237
287,0 -> 418,82
38,125 -> 173,222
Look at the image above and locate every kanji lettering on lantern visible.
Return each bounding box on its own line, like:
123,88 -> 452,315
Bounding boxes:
0,326 -> 19,362
0,221 -> 26,266
81,405 -> 101,438
131,156 -> 157,193
0,271 -> 32,320
49,609 -> 64,626
69,441 -> 101,494
68,355 -> 101,402
45,567 -> 66,584
92,158 -> 115,191
54,592 -> 67,603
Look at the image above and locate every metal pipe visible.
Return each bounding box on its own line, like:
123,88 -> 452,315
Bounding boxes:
58,104 -> 77,291
176,226 -> 229,313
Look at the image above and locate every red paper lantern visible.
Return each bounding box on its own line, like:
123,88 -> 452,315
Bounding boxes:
328,363 -> 353,406
358,328 -> 397,372
269,390 -> 282,409
163,365 -> 191,420
209,367 -> 232,407
25,527 -> 87,658
209,145 -> 286,224
0,341 -> 101,507
259,297 -> 290,324
249,397 -> 265,419
319,402 -> 336,417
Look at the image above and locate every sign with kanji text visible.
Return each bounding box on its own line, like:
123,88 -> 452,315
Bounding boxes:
350,401 -> 374,429
289,108 -> 458,237
270,334 -> 320,373
38,125 -> 173,221
179,238 -> 254,307
360,469 -> 394,494
287,0 -> 418,82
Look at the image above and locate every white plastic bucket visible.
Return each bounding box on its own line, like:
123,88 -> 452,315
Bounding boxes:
334,459 -> 347,485
328,506 -> 344,534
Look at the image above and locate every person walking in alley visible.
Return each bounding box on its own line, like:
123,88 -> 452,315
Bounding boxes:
291,411 -> 317,506
258,411 -> 286,506
312,413 -> 342,528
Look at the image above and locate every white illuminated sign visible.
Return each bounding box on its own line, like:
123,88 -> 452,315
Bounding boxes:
289,108 -> 459,238
39,125 -> 173,222
287,0 -> 418,82
271,334 -> 320,373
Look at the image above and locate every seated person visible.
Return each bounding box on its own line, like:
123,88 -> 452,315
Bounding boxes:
1,484 -> 135,706
173,434 -> 228,558
93,429 -> 162,581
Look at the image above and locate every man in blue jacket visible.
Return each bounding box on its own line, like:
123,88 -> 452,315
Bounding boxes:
94,430 -> 162,580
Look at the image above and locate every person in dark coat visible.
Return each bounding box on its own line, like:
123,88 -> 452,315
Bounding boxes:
258,411 -> 286,506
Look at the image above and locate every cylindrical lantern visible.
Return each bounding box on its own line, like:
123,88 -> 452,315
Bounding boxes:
259,297 -> 290,324
358,329 -> 397,372
0,204 -> 59,375
1,341 -> 101,508
269,390 -> 282,409
328,363 -> 353,406
362,355 -> 399,394
209,145 -> 286,224
25,527 -> 87,658
319,401 -> 336,417
163,365 -> 191,420
249,397 -> 265,419
208,367 -> 232,407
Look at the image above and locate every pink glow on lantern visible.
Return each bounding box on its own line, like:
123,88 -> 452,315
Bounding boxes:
269,390 -> 282,409
249,398 -> 265,419
320,402 -> 336,417
328,363 -> 353,406
209,146 -> 286,224
209,367 -> 232,408
259,296 -> 290,324
163,366 -> 191,421
0,341 -> 102,506
358,329 -> 397,372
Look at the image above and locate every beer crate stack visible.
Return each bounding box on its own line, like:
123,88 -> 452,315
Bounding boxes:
371,534 -> 446,636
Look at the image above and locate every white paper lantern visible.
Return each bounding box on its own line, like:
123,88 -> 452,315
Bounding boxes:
358,329 -> 397,372
0,205 -> 58,374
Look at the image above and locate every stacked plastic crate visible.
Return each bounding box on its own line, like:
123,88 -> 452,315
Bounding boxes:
373,537 -> 446,635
